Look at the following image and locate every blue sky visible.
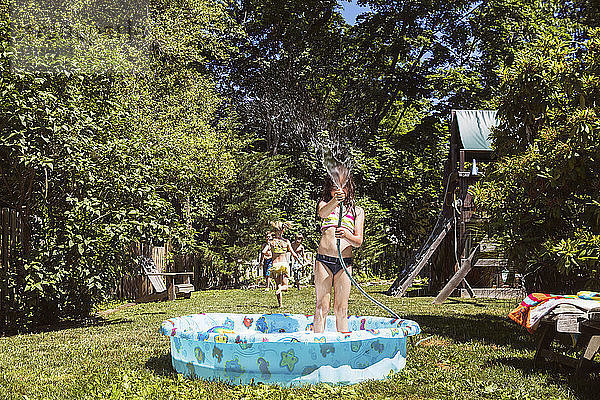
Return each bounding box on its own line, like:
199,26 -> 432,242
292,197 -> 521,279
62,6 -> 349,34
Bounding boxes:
339,1 -> 371,25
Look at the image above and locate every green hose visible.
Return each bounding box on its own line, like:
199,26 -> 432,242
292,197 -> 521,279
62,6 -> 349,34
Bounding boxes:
336,202 -> 400,320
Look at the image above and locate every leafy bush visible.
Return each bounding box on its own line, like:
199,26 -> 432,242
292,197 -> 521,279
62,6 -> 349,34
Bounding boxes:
0,0 -> 259,332
472,29 -> 600,291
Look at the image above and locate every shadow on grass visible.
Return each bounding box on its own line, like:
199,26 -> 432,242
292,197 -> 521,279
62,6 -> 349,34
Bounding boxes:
146,352 -> 177,377
133,311 -> 170,316
492,356 -> 600,399
1,316 -> 133,337
444,297 -> 497,308
404,313 -> 533,350
409,309 -> 600,399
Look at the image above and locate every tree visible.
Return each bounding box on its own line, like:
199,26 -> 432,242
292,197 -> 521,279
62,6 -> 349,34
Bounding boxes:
472,28 -> 600,291
223,0 -> 484,276
0,0 -> 256,331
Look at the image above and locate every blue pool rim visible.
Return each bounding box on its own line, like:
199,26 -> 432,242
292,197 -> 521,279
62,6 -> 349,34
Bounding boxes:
159,313 -> 420,386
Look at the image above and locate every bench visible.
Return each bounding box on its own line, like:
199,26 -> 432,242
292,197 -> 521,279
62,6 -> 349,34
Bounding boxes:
534,307 -> 600,375
137,256 -> 195,302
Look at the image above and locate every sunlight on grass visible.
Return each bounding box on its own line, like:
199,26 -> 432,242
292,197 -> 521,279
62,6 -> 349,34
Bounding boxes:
0,285 -> 597,399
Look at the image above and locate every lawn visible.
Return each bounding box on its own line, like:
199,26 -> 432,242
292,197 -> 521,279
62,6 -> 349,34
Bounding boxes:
0,284 -> 598,400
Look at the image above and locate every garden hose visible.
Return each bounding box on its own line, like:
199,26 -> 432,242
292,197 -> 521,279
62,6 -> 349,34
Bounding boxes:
336,202 -> 401,320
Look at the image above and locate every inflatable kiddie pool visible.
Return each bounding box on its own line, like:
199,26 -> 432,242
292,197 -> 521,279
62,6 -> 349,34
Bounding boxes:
159,313 -> 420,386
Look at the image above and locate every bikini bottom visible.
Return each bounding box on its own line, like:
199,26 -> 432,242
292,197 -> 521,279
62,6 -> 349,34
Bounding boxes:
316,253 -> 352,276
270,261 -> 289,277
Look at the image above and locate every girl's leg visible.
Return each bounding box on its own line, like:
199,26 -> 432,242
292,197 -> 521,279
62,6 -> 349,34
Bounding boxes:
294,265 -> 300,289
275,274 -> 290,295
281,273 -> 290,291
333,265 -> 352,332
313,260 -> 333,333
275,273 -> 283,307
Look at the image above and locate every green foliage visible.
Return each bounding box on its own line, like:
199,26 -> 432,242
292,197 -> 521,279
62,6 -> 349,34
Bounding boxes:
4,0 -> 600,329
472,28 -> 600,290
353,196 -> 387,274
194,150 -> 289,280
225,0 -> 465,277
0,0 -> 261,331
0,47 -> 175,328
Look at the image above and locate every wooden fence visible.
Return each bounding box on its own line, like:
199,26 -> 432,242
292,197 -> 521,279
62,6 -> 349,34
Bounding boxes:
174,254 -> 259,290
175,254 -> 227,290
117,245 -> 276,299
0,208 -> 28,330
152,245 -> 166,272
116,243 -> 167,300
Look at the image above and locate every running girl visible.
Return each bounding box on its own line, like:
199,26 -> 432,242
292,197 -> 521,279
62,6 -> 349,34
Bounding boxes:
259,232 -> 273,290
290,233 -> 306,289
268,221 -> 302,307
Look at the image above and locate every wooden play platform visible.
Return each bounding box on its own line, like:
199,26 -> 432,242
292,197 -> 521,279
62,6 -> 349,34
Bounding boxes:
388,110 -> 522,301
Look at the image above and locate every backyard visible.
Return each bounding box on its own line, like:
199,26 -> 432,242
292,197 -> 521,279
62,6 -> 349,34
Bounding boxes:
2,1 -> 600,398
1,284 -> 598,400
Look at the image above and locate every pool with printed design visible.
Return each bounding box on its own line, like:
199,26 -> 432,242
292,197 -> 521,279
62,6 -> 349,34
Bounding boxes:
160,313 -> 420,386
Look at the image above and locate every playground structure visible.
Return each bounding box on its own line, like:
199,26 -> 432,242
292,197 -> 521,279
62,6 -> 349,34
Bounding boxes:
388,110 -> 524,302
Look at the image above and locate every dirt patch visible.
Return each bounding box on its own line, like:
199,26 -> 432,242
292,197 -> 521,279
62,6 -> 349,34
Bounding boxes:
95,302 -> 137,317
419,337 -> 451,347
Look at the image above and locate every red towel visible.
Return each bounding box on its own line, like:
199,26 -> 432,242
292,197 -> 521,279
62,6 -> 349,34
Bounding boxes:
508,293 -> 565,333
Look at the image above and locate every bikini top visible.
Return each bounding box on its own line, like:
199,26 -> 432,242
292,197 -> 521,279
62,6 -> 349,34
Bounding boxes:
270,238 -> 288,254
321,207 -> 355,232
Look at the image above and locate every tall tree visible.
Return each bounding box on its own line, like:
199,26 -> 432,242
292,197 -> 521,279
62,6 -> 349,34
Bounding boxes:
472,25 -> 600,291
0,0 -> 272,331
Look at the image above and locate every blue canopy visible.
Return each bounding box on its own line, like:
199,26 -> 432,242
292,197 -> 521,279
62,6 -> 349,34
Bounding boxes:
454,110 -> 498,151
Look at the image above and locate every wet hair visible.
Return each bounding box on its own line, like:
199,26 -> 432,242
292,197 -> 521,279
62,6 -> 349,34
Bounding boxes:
318,164 -> 356,218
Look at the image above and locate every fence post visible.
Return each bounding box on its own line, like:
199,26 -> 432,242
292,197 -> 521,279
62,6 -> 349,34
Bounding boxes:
0,208 -> 27,332
0,209 -> 4,328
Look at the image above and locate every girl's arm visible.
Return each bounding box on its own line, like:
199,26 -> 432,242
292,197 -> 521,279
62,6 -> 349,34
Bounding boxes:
261,244 -> 270,256
297,245 -> 305,262
335,207 -> 365,248
317,189 -> 345,219
287,241 -> 302,262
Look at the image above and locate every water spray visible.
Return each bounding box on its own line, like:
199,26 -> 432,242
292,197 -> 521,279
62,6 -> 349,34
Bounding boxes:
317,131 -> 352,190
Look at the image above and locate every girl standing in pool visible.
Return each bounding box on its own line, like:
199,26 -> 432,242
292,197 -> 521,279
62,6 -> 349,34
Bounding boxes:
268,221 -> 302,308
314,164 -> 364,333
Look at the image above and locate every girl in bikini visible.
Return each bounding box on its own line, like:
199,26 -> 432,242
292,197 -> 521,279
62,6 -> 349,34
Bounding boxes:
268,221 -> 302,308
314,164 -> 364,332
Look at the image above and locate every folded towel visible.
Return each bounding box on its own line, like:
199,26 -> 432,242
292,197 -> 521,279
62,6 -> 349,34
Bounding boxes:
508,293 -> 569,332
509,291 -> 600,332
577,291 -> 600,301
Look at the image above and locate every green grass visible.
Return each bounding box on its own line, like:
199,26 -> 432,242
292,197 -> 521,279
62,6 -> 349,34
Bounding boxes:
1,285 -> 598,399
